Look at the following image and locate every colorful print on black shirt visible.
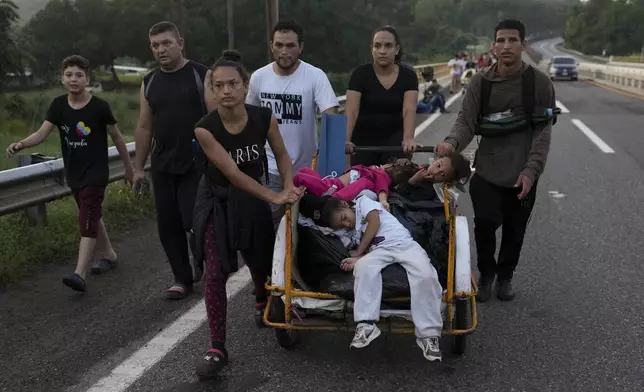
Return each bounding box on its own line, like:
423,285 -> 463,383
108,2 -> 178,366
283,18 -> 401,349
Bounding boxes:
45,95 -> 117,189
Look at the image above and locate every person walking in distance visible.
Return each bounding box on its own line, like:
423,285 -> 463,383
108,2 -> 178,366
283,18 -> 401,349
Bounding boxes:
5,55 -> 135,293
436,19 -> 556,302
192,50 -> 301,379
246,19 -> 339,229
132,21 -> 217,300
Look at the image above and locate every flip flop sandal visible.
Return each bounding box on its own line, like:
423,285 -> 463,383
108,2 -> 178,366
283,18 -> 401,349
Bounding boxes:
62,273 -> 86,293
165,284 -> 192,300
91,258 -> 118,275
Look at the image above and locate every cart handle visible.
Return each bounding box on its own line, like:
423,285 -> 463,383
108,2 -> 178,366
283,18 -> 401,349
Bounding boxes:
345,145 -> 435,154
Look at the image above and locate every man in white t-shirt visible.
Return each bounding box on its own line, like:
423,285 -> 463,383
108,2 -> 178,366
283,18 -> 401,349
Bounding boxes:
322,195 -> 444,362
246,19 -> 339,228
447,54 -> 464,94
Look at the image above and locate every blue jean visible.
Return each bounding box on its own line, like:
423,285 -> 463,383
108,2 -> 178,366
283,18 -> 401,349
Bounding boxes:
263,173 -> 284,230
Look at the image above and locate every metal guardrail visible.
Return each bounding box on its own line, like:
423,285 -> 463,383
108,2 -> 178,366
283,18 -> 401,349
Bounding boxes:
577,62 -> 644,95
0,143 -> 146,218
0,62 -> 448,220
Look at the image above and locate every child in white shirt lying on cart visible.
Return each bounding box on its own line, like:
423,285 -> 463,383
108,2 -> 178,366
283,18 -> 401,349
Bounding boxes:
322,194 -> 443,362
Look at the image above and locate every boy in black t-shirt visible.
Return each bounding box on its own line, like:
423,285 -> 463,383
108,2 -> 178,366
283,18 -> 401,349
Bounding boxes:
5,55 -> 135,293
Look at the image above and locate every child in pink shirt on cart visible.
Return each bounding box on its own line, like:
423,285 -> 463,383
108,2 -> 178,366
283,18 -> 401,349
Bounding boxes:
294,154 -> 468,211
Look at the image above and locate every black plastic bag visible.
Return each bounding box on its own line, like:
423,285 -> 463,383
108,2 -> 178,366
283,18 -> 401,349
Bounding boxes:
320,264 -> 411,303
296,224 -> 349,288
296,225 -> 411,300
389,185 -> 449,288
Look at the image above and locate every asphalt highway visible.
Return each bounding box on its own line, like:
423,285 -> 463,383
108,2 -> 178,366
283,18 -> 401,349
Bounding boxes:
1,46 -> 643,392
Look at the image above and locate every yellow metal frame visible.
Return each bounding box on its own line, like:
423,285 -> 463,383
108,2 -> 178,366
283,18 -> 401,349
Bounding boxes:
263,152 -> 478,336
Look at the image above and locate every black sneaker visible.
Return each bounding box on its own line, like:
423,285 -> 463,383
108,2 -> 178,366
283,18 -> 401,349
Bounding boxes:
195,349 -> 228,380
496,280 -> 516,301
254,301 -> 267,328
476,276 -> 495,302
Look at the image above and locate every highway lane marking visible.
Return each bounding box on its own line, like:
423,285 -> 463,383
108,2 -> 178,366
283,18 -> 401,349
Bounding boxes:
414,93 -> 462,137
556,100 -> 570,113
571,119 -> 615,154
85,266 -> 252,392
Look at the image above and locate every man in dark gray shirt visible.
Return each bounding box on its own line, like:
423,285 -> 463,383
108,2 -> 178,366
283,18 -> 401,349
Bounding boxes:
436,19 -> 556,303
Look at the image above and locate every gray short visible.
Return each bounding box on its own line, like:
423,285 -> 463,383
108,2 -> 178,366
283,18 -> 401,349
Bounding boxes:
263,173 -> 284,230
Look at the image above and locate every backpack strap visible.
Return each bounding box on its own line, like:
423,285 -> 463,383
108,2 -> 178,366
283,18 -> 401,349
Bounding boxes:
143,70 -> 157,103
192,66 -> 207,114
479,78 -> 493,118
476,77 -> 493,134
522,65 -> 536,130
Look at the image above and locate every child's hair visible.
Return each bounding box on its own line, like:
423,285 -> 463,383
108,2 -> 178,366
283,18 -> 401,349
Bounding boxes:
321,197 -> 351,227
445,151 -> 472,181
384,153 -> 472,184
61,55 -> 90,74
211,49 -> 249,84
384,158 -> 419,185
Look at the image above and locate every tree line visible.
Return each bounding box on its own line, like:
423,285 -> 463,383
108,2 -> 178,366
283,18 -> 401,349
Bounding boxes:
564,0 -> 644,56
1,0 -> 573,91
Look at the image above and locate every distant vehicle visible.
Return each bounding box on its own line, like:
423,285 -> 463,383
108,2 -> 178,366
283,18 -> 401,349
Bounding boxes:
113,65 -> 148,75
548,55 -> 579,81
86,82 -> 103,93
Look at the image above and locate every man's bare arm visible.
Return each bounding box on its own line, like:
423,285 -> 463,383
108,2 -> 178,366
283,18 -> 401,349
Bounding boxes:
134,82 -> 153,172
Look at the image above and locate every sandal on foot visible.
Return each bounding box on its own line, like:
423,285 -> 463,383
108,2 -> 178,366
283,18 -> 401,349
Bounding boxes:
165,284 -> 192,300
91,258 -> 118,275
254,301 -> 267,328
62,273 -> 86,293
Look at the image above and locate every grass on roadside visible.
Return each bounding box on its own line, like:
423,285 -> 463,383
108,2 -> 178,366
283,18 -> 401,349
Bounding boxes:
0,182 -> 156,287
612,54 -> 644,63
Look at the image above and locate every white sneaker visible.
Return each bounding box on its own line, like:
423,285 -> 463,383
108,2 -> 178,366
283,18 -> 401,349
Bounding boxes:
350,322 -> 381,349
417,336 -> 442,362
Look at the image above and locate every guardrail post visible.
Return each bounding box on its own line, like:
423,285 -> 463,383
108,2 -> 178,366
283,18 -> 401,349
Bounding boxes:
17,154 -> 49,226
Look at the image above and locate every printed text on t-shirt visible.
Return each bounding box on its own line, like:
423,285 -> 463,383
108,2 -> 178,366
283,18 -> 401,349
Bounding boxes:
260,92 -> 303,125
229,143 -> 261,164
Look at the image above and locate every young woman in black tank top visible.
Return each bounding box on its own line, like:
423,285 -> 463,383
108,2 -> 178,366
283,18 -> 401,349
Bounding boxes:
192,50 -> 302,379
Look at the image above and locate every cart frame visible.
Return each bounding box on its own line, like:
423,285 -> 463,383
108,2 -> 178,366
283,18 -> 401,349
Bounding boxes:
262,147 -> 479,354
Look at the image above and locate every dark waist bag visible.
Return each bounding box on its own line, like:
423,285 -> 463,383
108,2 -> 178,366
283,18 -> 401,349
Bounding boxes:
474,65 -> 558,138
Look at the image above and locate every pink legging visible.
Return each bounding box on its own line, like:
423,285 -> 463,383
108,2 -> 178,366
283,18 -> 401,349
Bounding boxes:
294,168 -> 373,201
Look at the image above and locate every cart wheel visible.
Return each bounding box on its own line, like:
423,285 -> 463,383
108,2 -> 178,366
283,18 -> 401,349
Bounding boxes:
451,299 -> 468,355
269,296 -> 299,350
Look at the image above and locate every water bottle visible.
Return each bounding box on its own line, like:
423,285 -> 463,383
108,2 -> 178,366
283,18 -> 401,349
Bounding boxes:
539,107 -> 561,118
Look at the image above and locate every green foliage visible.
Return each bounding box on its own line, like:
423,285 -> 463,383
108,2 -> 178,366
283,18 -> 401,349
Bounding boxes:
0,0 -> 25,92
10,0 -> 574,78
564,0 -> 644,57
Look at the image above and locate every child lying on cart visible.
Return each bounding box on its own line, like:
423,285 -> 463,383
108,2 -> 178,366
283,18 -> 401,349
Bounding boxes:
321,194 -> 444,362
293,152 -> 470,211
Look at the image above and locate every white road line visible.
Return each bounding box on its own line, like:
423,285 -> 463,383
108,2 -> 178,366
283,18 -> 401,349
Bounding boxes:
86,266 -> 252,392
556,100 -> 570,114
414,93 -> 462,137
571,119 -> 615,154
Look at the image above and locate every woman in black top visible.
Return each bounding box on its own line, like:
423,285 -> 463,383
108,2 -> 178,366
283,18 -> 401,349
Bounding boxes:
191,50 -> 302,379
345,25 -> 420,166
